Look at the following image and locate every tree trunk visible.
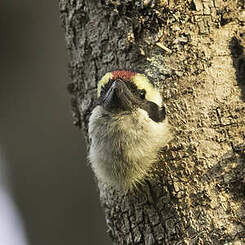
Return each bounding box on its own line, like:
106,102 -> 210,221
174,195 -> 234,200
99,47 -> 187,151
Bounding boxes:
59,0 -> 245,244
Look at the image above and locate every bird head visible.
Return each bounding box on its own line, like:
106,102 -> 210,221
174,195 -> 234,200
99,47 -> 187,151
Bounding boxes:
97,70 -> 166,122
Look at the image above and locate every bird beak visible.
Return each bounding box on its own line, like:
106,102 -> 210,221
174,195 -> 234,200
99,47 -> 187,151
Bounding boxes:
102,80 -> 137,112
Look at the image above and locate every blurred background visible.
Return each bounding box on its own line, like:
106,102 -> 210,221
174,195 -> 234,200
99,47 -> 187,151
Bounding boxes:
0,1 -> 110,245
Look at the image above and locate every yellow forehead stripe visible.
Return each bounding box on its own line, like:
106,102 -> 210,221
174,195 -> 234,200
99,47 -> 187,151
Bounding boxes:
97,72 -> 113,97
97,72 -> 162,106
132,74 -> 162,106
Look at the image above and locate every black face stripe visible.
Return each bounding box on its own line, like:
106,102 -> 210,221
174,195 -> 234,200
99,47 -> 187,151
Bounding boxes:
140,101 -> 166,122
100,79 -> 114,96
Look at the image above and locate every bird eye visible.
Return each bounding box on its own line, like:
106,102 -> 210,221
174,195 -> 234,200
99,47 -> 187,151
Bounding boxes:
139,89 -> 146,99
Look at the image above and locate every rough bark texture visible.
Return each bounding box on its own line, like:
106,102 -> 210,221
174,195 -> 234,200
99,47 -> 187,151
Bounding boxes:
59,0 -> 245,244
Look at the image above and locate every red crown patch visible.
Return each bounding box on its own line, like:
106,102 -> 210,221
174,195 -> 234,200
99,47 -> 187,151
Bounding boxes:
112,70 -> 136,81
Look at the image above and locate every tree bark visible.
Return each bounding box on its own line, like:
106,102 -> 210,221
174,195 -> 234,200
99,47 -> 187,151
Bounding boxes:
59,0 -> 245,244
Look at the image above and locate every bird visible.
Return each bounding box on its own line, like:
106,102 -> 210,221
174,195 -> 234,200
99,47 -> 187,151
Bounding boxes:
88,70 -> 172,191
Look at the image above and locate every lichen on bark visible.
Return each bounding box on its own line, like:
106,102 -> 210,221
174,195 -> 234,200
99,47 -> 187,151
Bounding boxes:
59,0 -> 245,244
